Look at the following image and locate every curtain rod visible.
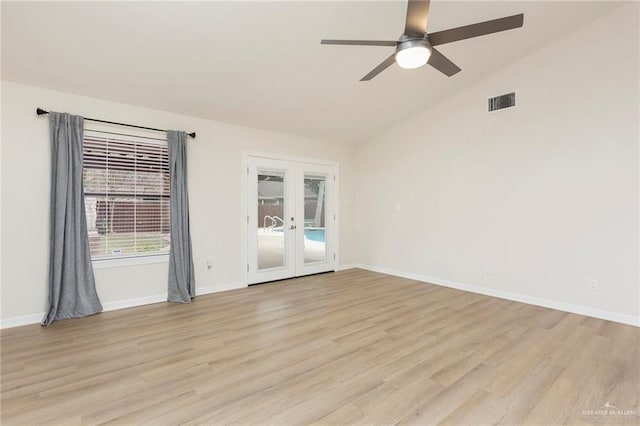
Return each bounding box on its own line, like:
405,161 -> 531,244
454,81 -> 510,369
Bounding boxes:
36,108 -> 196,139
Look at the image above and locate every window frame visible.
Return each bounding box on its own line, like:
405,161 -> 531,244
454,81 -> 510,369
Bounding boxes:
82,127 -> 171,268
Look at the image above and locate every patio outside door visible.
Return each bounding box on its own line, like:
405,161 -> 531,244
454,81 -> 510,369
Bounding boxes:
247,156 -> 337,284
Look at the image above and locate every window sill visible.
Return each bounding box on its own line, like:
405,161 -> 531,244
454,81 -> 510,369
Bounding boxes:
92,254 -> 169,270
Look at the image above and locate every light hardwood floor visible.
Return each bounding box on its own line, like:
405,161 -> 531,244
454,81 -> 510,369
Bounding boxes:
1,269 -> 639,425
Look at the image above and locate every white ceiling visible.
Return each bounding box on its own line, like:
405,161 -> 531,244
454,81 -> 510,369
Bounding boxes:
1,1 -> 622,143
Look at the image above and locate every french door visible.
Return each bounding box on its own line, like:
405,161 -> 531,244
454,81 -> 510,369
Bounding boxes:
247,156 -> 337,284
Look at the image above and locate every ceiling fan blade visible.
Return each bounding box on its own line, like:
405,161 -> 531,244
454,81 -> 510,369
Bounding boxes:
361,53 -> 397,81
404,0 -> 431,37
428,48 -> 461,77
321,39 -> 397,47
428,13 -> 524,46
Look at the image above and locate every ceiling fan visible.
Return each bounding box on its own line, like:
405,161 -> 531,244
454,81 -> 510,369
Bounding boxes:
321,0 -> 524,81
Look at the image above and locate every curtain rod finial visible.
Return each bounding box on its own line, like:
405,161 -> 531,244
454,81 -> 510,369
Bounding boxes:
188,132 -> 196,139
36,107 -> 48,115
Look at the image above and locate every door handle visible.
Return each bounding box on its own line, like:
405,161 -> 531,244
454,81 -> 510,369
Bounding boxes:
290,225 -> 297,230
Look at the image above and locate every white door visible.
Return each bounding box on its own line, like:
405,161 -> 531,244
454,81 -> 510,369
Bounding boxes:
247,156 -> 337,284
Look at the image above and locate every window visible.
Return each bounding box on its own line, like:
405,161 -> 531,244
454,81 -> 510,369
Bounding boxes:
83,130 -> 170,260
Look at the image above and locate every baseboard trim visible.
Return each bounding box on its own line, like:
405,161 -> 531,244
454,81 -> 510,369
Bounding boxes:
197,282 -> 246,296
4,271 -> 636,328
336,263 -> 359,271
0,313 -> 45,329
0,281 -> 248,329
102,294 -> 167,312
356,264 -> 640,327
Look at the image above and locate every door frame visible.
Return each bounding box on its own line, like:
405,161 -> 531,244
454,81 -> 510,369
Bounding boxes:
241,151 -> 339,286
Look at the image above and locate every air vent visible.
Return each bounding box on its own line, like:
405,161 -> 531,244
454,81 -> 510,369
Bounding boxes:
488,92 -> 516,112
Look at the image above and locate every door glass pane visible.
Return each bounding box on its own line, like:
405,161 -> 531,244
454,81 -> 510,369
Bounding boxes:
257,169 -> 286,270
304,174 -> 326,264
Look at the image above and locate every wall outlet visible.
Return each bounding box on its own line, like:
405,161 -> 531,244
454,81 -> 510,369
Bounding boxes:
588,278 -> 598,291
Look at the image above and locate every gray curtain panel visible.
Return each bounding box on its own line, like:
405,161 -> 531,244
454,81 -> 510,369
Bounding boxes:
42,112 -> 103,326
167,130 -> 196,303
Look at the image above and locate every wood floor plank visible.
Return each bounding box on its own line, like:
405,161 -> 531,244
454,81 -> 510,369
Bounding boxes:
1,269 -> 638,425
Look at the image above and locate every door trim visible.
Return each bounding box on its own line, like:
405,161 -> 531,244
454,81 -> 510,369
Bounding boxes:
242,151 -> 339,286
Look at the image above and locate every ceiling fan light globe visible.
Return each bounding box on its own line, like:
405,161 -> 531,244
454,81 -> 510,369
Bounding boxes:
395,45 -> 431,69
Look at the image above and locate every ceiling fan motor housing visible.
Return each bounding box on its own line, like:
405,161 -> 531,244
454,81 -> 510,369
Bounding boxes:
395,38 -> 431,54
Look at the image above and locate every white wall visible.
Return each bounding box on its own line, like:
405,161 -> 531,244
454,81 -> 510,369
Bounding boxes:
1,81 -> 357,325
356,3 -> 639,324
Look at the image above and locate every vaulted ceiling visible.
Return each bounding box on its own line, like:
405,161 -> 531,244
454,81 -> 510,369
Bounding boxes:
1,1 -> 622,143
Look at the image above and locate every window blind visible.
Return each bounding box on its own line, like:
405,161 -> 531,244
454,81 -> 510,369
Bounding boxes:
83,131 -> 170,259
